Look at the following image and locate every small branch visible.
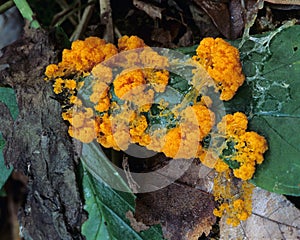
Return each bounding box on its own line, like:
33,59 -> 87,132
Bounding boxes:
99,0 -> 114,43
70,0 -> 95,41
0,0 -> 14,14
114,26 -> 122,38
122,156 -> 140,193
51,6 -> 79,27
54,0 -> 78,26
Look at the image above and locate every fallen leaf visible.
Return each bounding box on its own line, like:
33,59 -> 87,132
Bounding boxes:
192,0 -> 231,38
151,28 -> 173,46
0,87 -> 19,190
133,0 -> 164,19
228,24 -> 300,195
229,0 -> 260,39
135,182 -> 216,240
229,0 -> 245,39
177,28 -> 193,47
189,3 -> 220,37
220,187 -> 300,239
151,16 -> 187,47
264,0 -> 300,5
177,159 -> 215,193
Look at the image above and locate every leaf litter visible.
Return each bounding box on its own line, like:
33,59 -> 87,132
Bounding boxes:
220,187 -> 300,239
1,1 -> 300,239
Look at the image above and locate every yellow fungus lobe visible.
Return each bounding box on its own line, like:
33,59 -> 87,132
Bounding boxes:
217,112 -> 268,180
193,37 -> 245,101
44,35 -> 270,228
118,35 -> 146,51
113,69 -> 146,100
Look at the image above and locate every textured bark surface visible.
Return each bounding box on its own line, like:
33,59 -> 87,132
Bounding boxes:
0,27 -> 85,240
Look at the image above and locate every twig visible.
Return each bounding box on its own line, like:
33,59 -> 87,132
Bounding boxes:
54,0 -> 77,26
122,156 -> 140,193
114,25 -> 122,38
51,6 -> 79,27
99,0 -> 114,43
70,0 -> 95,41
0,0 -> 14,14
76,0 -> 82,23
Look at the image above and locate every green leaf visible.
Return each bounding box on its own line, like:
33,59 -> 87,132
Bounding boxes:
163,26 -> 300,195
13,0 -> 40,28
81,142 -> 164,240
0,87 -> 18,191
147,71 -> 199,130
227,24 -> 300,195
168,72 -> 192,96
176,45 -> 197,57
219,140 -> 241,170
0,87 -> 19,120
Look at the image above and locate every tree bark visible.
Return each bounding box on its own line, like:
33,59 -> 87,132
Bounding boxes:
0,27 -> 85,240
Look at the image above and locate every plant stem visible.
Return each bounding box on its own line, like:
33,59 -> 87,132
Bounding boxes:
99,0 -> 114,43
54,0 -> 77,26
70,0 -> 94,41
0,1 -> 14,14
13,0 -> 40,28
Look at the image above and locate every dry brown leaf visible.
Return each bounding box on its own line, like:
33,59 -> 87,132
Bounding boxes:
229,0 -> 263,39
229,0 -> 245,39
220,187 -> 300,239
192,0 -> 231,38
264,0 -> 300,5
133,0 -> 164,20
135,182 -> 216,240
178,160 -> 215,193
177,28 -> 193,47
151,28 -> 173,46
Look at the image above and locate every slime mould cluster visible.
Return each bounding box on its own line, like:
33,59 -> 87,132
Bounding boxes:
45,35 -> 268,226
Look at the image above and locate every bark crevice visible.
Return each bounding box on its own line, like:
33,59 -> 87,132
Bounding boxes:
0,27 -> 85,240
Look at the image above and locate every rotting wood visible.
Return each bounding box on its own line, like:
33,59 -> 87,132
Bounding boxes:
0,27 -> 86,240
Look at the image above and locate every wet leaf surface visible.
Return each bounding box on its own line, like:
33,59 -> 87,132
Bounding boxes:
81,142 -> 164,240
229,24 -> 300,195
